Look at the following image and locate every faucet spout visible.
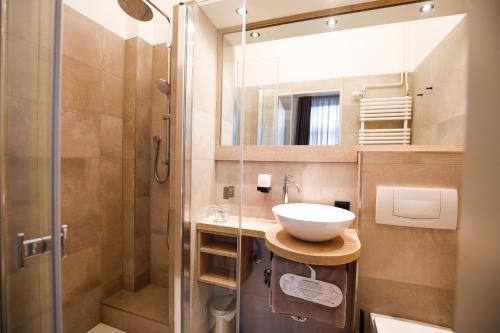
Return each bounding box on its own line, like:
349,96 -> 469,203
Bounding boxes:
283,174 -> 301,204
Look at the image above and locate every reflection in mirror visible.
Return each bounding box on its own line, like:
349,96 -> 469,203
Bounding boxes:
220,0 -> 467,147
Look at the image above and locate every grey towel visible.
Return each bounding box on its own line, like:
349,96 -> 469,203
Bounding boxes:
270,255 -> 347,328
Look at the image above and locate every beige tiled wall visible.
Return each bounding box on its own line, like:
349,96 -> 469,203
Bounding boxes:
189,6 -> 219,333
123,37 -> 153,291
412,18 -> 468,145
357,151 -> 463,329
150,43 -> 170,287
60,5 -> 125,332
216,161 -> 358,220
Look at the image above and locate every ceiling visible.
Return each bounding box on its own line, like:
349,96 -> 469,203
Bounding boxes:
223,0 -> 466,45
63,0 -> 178,44
197,0 -> 378,29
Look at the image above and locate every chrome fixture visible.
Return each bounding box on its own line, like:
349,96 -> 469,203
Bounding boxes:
118,0 -> 153,21
156,78 -> 170,95
153,44 -> 173,184
283,174 -> 301,204
16,225 -> 68,270
119,0 -> 173,184
117,0 -> 171,22
154,130 -> 170,183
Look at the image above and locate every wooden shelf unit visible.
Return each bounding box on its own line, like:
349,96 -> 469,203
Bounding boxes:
199,242 -> 238,257
198,266 -> 237,289
197,230 -> 253,290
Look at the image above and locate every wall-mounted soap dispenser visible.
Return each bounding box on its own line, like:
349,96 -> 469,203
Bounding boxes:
257,174 -> 271,193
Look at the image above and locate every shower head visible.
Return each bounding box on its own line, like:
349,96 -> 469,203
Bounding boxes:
156,79 -> 170,95
117,0 -> 153,21
117,0 -> 171,23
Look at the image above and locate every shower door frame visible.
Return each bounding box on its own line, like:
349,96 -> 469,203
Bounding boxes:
169,3 -> 195,333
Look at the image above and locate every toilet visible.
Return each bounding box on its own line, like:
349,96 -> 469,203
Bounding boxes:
370,313 -> 454,333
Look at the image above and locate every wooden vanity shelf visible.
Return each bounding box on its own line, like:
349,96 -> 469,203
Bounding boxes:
197,230 -> 253,290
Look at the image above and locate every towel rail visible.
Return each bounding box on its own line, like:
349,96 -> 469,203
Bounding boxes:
358,73 -> 412,145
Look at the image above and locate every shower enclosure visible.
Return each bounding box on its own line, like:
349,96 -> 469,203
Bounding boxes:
1,0 -> 281,332
1,0 -> 174,332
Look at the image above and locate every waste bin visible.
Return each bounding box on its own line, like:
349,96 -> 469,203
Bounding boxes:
210,295 -> 236,333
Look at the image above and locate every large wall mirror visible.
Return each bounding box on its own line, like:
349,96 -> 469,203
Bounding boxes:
219,0 -> 467,147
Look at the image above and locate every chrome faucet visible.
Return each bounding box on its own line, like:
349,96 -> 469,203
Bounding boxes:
283,174 -> 301,204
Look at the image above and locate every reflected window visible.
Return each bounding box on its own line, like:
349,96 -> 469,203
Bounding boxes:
294,92 -> 340,145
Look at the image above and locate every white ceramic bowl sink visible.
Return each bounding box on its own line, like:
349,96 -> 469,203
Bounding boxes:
272,203 -> 355,242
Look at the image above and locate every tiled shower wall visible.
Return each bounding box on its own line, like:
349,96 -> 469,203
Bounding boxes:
61,5 -> 125,332
123,36 -> 152,291
60,5 -> 170,332
150,43 -> 170,287
122,38 -> 171,291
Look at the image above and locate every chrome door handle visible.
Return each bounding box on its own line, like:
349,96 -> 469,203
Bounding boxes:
16,225 -> 68,270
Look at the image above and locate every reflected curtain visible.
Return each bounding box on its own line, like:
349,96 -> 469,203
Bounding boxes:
309,95 -> 340,145
294,96 -> 312,145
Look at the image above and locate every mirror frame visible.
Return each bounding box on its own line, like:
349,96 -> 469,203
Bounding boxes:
214,0 -> 465,162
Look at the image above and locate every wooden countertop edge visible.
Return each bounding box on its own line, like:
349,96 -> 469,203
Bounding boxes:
265,240 -> 361,266
264,228 -> 361,266
197,220 -> 361,266
196,223 -> 269,238
196,219 -> 276,238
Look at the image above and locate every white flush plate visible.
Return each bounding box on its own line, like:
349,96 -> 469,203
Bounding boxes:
376,186 -> 458,230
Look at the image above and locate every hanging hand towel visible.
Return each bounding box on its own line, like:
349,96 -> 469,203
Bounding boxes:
270,255 -> 347,328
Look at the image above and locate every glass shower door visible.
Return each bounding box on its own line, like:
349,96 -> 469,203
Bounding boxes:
0,0 -> 63,332
173,1 -> 246,332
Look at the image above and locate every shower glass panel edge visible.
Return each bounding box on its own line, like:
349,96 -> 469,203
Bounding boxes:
182,2 -> 194,333
175,1 -> 246,332
236,1 -> 246,332
171,2 -> 195,333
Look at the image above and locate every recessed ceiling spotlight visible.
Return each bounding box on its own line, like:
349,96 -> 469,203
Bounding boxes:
235,8 -> 247,15
326,18 -> 338,27
419,3 -> 434,12
250,31 -> 261,38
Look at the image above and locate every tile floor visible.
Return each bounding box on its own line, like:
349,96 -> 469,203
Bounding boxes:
87,323 -> 126,333
102,284 -> 169,324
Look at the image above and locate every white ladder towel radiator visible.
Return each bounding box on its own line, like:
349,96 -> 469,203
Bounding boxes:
357,73 -> 412,145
